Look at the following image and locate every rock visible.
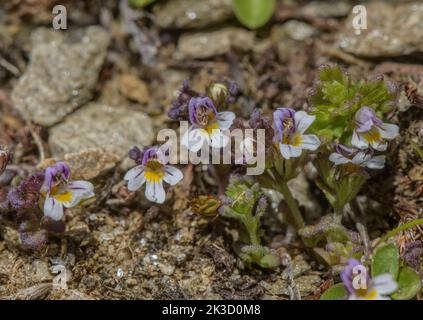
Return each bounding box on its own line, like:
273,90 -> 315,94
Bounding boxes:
281,255 -> 311,279
154,0 -> 233,29
63,148 -> 120,180
119,73 -> 150,104
300,0 -> 351,18
176,28 -> 255,60
33,260 -> 53,282
11,27 -> 110,126
270,22 -> 317,61
48,103 -> 155,158
337,2 -> 423,57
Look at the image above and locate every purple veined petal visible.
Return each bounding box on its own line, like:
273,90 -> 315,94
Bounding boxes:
279,143 -> 302,159
61,180 -> 95,207
41,166 -> 56,194
127,173 -> 146,192
124,165 -> 144,181
335,144 -> 355,157
294,111 -> 316,134
188,97 -> 217,125
378,123 -> 399,140
365,155 -> 385,169
43,196 -> 64,221
163,166 -> 183,186
351,150 -> 372,165
145,180 -> 166,204
371,274 -> 398,295
329,153 -> 351,165
340,259 -> 363,295
210,129 -> 229,149
216,111 -> 235,130
355,107 -> 382,132
299,134 -> 320,151
351,131 -> 369,149
141,146 -> 160,165
55,161 -> 71,180
273,108 -> 296,141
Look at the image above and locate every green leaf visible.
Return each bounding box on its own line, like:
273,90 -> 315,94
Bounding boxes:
320,283 -> 348,300
232,0 -> 275,29
129,0 -> 156,8
392,267 -> 422,300
371,243 -> 399,279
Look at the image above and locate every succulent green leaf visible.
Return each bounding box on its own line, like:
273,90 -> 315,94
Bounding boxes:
392,267 -> 422,300
320,283 -> 348,300
232,0 -> 275,29
371,243 -> 399,279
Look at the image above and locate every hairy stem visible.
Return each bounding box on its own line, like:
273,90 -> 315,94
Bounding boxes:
278,182 -> 305,230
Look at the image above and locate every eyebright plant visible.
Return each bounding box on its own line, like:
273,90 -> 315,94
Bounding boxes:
0,161 -> 94,249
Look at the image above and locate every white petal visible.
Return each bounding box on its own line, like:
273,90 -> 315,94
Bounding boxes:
279,144 -> 302,159
372,274 -> 398,295
124,165 -> 144,181
351,131 -> 369,149
182,127 -> 209,152
370,139 -> 388,152
351,151 -> 371,165
62,181 -> 95,207
44,196 -> 64,221
379,123 -> 399,140
128,174 -> 146,191
145,181 -> 166,204
300,134 -> 320,151
163,166 -> 183,186
210,130 -> 229,149
366,155 -> 385,169
329,153 -> 351,165
216,112 -> 235,130
294,111 -> 315,134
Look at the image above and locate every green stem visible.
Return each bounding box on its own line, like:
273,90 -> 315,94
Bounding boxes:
278,182 -> 305,230
374,219 -> 423,248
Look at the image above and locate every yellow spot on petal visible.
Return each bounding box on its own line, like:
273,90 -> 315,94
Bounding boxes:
144,171 -> 164,183
282,133 -> 302,146
53,191 -> 73,203
206,122 -> 219,135
361,289 -> 379,300
363,126 -> 381,143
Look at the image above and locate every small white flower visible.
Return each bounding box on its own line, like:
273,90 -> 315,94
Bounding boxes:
348,273 -> 398,300
41,162 -> 94,221
124,147 -> 183,204
181,97 -> 235,152
329,145 -> 385,169
352,106 -> 399,151
273,108 -> 320,160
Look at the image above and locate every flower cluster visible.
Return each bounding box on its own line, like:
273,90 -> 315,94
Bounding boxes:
329,107 -> 399,169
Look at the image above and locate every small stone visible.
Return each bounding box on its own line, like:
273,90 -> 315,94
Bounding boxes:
281,20 -> 318,42
48,103 -> 154,158
125,278 -> 138,286
62,148 -> 120,180
11,26 -> 110,126
33,260 -> 53,282
158,263 -> 175,276
154,0 -> 233,29
337,2 -> 423,57
176,27 -> 255,60
300,0 -> 351,18
119,73 -> 150,104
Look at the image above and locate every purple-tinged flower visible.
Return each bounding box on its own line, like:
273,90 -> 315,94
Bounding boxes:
124,146 -> 183,204
168,80 -> 199,121
181,97 -> 235,152
40,162 -> 94,221
341,259 -> 397,300
273,108 -> 320,159
7,172 -> 44,211
329,144 -> 385,169
352,107 -> 399,151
